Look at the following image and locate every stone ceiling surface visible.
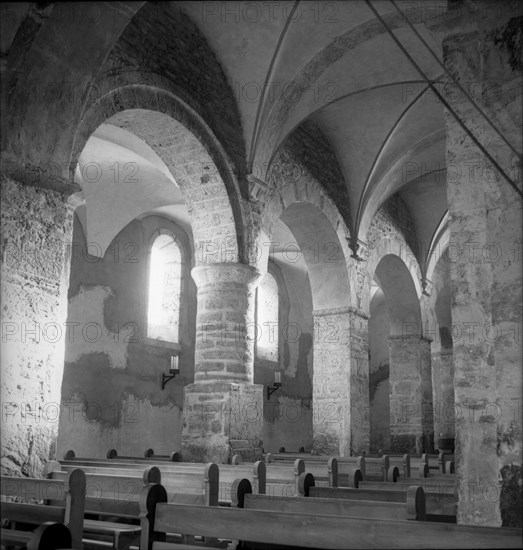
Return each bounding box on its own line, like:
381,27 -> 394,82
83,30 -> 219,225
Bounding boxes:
2,0 -> 455,266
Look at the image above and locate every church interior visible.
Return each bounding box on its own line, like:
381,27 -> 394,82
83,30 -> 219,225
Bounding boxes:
1,0 -> 522,547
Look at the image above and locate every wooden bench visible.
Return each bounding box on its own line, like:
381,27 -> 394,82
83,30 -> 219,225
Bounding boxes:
410,452 -> 453,474
154,460 -> 266,501
1,469 -> 85,549
310,483 -> 457,520
264,459 -> 313,497
45,461 -> 160,549
244,484 -> 427,521
265,453 -> 373,488
58,458 -> 262,504
138,482 -> 523,549
106,449 -> 181,462
64,449 -> 182,463
229,439 -> 258,463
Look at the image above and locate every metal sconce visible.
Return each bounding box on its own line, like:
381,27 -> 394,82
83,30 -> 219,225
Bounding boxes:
267,371 -> 282,399
162,354 -> 179,389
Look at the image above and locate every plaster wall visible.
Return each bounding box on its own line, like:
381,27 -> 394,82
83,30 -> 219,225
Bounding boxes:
56,213 -> 196,458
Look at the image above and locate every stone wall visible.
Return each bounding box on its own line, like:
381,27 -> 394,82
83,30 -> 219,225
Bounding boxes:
56,213 -> 196,458
1,176 -> 75,475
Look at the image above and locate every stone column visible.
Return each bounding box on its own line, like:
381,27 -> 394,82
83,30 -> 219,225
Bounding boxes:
1,170 -> 81,476
181,263 -> 264,462
312,307 -> 369,457
389,335 -> 433,453
431,349 -> 455,442
442,4 -> 522,526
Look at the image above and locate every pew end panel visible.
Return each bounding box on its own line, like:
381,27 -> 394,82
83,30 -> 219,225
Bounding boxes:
253,460 -> 266,495
328,457 -> 338,487
297,472 -> 315,497
338,467 -> 364,488
229,478 -> 253,508
406,486 -> 426,521
403,454 -> 411,478
140,483 -> 168,550
387,466 -> 400,483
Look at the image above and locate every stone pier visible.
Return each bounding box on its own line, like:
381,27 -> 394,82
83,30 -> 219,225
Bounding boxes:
431,349 -> 455,442
181,263 -> 264,462
443,4 -> 522,526
389,335 -> 433,453
1,172 -> 80,476
312,307 -> 369,456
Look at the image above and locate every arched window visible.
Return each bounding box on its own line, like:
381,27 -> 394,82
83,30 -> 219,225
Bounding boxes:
147,233 -> 182,343
256,271 -> 279,362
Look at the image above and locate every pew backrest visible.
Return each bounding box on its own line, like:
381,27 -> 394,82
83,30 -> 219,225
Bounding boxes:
0,469 -> 85,549
138,483 -> 523,549
244,485 -> 426,521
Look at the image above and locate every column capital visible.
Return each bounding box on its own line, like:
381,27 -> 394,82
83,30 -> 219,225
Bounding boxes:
1,153 -> 81,196
246,174 -> 272,205
313,306 -> 369,320
191,262 -> 262,289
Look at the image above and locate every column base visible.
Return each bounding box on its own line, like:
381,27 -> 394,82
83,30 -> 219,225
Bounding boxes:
181,382 -> 264,463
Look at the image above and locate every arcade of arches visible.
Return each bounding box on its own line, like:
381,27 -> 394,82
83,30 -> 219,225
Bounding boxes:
1,0 -> 521,529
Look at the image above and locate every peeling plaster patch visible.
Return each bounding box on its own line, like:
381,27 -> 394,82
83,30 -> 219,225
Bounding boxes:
65,285 -> 128,369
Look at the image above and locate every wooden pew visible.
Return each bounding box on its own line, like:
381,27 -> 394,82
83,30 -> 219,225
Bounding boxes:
138,483 -> 523,549
59,457 -> 263,504
244,484 -> 427,521
0,469 -> 85,549
265,453 -> 370,488
296,457 -> 338,487
153,460 -> 266,502
310,483 -> 457,520
45,462 -> 160,549
264,458 -> 313,497
107,449 -> 181,463
237,452 -> 334,489
410,452 -> 454,474
64,449 -> 182,463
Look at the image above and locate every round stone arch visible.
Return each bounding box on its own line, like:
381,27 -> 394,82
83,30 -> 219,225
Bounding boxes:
69,85 -> 247,264
255,180 -> 372,455
367,248 -> 433,453
373,254 -> 422,337
256,177 -> 355,310
362,237 -> 423,320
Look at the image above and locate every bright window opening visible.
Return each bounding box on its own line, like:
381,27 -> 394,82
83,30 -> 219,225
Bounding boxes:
256,271 -> 279,362
147,234 -> 182,343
